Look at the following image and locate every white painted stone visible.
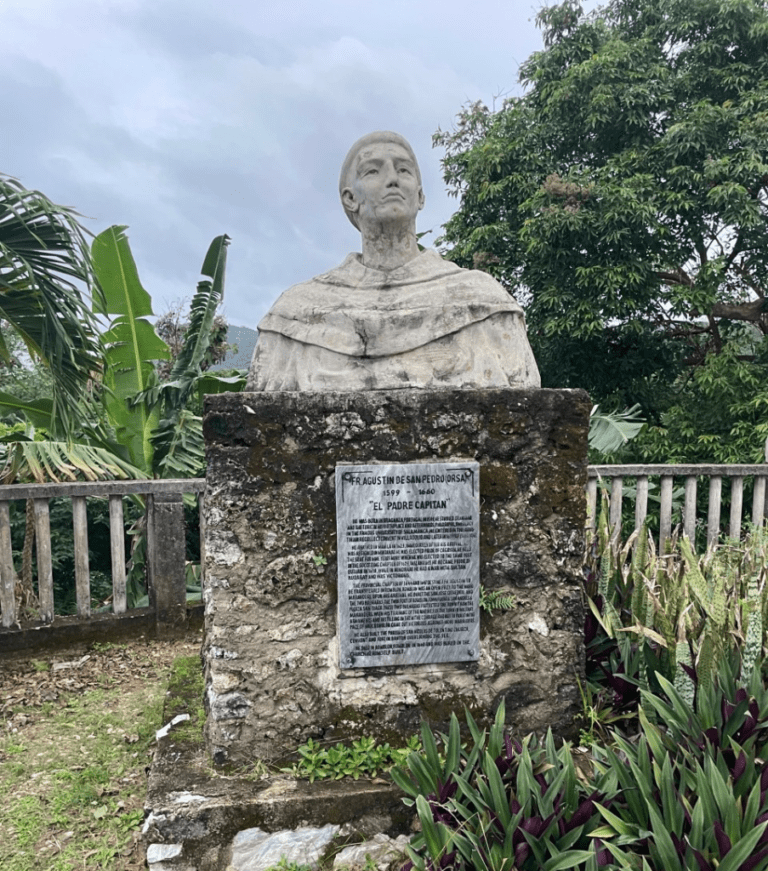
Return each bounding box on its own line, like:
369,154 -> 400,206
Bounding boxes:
227,825 -> 339,871
333,833 -> 411,868
146,843 -> 183,863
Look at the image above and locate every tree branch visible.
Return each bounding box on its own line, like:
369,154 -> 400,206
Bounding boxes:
656,270 -> 693,286
710,298 -> 768,322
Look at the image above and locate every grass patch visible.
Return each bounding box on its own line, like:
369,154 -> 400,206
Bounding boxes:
163,654 -> 205,743
0,639 -> 199,871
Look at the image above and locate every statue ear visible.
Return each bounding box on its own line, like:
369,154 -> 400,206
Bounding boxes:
418,188 -> 425,211
341,187 -> 359,215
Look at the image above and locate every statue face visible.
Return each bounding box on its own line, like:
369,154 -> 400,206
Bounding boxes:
343,142 -> 425,229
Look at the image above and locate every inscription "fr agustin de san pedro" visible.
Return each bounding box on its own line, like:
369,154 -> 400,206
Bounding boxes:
340,471 -> 470,512
336,462 -> 480,669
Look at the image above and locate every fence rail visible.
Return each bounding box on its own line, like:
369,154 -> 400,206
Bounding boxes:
0,478 -> 205,633
587,463 -> 768,551
2,458 -> 767,647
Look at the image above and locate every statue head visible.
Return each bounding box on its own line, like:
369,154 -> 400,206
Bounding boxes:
339,131 -> 425,231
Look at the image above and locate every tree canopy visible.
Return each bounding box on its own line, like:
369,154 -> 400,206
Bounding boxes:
436,0 -> 768,461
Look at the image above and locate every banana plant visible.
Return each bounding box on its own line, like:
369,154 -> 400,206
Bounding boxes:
0,226 -> 240,480
588,404 -> 645,458
91,225 -> 171,473
92,226 -> 239,478
0,226 -> 245,607
89,227 -> 242,601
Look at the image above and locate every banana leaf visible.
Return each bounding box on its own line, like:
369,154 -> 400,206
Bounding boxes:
91,225 -> 170,472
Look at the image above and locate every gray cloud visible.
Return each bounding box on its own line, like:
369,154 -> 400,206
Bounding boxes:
1,0 -> 550,329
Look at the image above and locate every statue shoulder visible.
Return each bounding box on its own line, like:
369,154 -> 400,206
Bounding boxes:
418,250 -> 521,308
258,254 -> 361,329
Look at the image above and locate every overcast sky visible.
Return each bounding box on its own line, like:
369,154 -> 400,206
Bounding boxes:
2,0 -> 557,330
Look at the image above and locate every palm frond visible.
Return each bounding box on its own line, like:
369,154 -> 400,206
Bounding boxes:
0,174 -> 103,433
0,438 -> 144,484
151,408 -> 205,479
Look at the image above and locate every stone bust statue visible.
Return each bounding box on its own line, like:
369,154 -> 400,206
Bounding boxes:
247,131 -> 540,391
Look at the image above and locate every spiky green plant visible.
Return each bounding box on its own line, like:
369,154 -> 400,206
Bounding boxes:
586,500 -> 767,706
392,703 -> 617,871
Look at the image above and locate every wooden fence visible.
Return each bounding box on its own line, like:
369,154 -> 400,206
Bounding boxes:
587,463 -> 768,551
0,478 -> 205,641
1,459 -> 766,649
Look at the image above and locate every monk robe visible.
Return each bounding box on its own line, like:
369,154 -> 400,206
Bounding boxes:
247,249 -> 540,391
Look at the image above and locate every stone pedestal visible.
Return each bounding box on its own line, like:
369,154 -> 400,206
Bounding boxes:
202,389 -> 589,767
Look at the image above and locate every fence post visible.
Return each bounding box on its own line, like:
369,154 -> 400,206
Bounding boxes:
0,502 -> 15,628
33,499 -> 54,623
659,475 -> 674,552
147,492 -> 187,631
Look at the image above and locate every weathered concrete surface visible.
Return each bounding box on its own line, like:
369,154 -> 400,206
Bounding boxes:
202,388 -> 589,767
145,662 -> 409,871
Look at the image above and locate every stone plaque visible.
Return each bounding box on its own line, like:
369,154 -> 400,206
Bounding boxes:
336,461 -> 480,668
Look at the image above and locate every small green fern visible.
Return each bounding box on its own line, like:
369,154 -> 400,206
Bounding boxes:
479,585 -> 516,613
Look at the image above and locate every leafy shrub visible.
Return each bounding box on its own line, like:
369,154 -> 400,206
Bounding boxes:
395,660 -> 768,870
285,735 -> 421,783
392,703 -> 616,870
593,659 -> 768,870
583,499 -> 768,732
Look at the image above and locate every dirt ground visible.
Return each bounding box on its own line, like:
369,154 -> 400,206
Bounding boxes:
0,631 -> 204,871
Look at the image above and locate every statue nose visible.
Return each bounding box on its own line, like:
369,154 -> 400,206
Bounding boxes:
384,164 -> 399,184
